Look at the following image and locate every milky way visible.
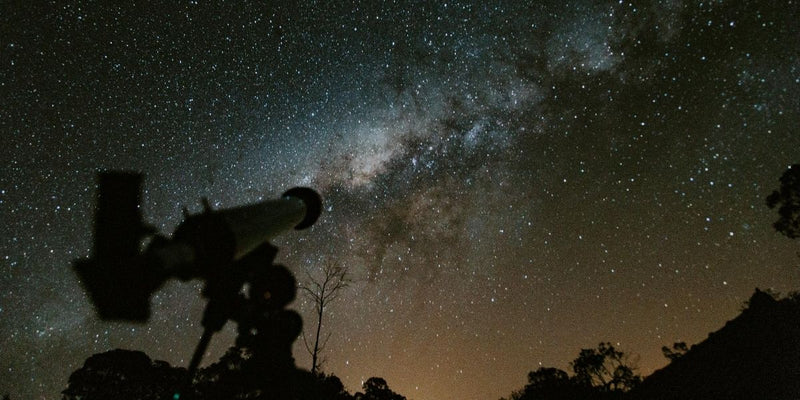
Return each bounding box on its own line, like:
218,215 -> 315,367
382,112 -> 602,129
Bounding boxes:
2,2 -> 799,400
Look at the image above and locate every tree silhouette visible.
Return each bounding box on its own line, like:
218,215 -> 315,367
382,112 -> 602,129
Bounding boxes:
511,342 -> 642,400
61,349 -> 187,400
766,164 -> 800,239
194,346 -> 355,400
354,377 -> 406,400
661,342 -> 689,362
512,367 -> 584,400
506,343 -> 641,400
571,342 -> 641,393
300,259 -> 350,374
294,372 -> 355,400
193,346 -> 251,399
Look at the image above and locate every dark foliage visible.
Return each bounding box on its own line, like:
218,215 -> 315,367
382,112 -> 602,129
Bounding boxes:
766,164 -> 800,239
507,343 -> 641,400
511,367 -> 588,400
192,346 -> 250,399
294,372 -> 354,400
61,349 -> 188,400
355,377 -> 407,400
193,344 -> 356,400
571,342 -> 641,393
661,342 -> 688,362
63,346 -> 362,400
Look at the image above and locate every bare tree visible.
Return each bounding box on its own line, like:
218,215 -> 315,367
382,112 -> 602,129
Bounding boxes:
300,259 -> 350,375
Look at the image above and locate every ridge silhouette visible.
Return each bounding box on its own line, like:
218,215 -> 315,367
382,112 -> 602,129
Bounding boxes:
629,289 -> 800,400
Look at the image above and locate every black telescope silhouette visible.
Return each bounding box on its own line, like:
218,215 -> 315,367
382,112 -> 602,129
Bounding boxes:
73,171 -> 322,322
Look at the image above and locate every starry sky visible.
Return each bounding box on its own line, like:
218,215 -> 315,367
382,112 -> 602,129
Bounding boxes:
2,1 -> 799,399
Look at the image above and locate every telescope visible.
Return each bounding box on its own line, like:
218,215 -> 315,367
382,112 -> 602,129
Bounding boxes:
73,171 -> 322,322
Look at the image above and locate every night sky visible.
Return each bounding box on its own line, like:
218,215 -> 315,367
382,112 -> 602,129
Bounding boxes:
2,1 -> 799,399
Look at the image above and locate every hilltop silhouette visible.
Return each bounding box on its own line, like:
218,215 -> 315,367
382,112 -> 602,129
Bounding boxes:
629,289 -> 800,400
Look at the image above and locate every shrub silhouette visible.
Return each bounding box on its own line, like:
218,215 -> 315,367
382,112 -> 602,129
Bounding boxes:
62,349 -> 187,400
355,377 -> 407,400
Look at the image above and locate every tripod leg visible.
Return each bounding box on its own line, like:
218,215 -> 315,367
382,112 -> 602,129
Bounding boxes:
173,325 -> 216,399
188,327 -> 214,377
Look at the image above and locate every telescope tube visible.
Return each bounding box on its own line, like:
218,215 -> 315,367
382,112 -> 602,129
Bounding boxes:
169,187 -> 322,276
